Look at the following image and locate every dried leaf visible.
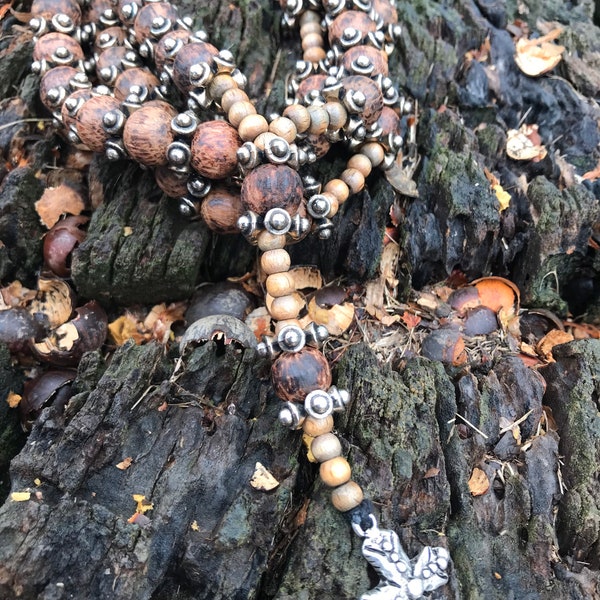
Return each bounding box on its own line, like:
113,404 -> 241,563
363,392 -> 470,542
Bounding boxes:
582,159 -> 600,182
468,467 -> 490,496
423,467 -> 440,479
191,520 -> 199,531
132,494 -> 153,514
11,491 -> 31,502
0,281 -> 36,309
536,329 -> 574,362
143,302 -> 186,344
506,124 -> 547,161
245,306 -> 272,341
514,28 -> 565,76
465,37 -> 491,62
127,512 -> 151,527
108,314 -> 145,346
303,433 -> 316,463
35,184 -> 85,229
250,462 -> 279,491
6,391 -> 22,408
400,311 -> 421,329
493,184 -> 511,211
116,457 -> 133,470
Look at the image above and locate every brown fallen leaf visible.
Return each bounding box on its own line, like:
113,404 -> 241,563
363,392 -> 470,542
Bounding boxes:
468,467 -> 490,496
514,28 -> 565,77
108,314 -> 146,346
536,329 -> 574,362
35,184 -> 85,229
6,390 -> 22,408
116,457 -> 133,470
582,159 -> 600,182
132,494 -> 153,514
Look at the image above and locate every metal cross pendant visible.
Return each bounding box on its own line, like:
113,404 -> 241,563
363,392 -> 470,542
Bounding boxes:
353,515 -> 450,600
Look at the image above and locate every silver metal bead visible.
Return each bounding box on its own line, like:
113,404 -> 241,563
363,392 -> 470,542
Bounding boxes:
265,137 -> 291,164
237,142 -> 260,170
353,0 -> 371,12
171,112 -> 198,136
178,197 -> 198,218
344,89 -> 366,113
99,8 -> 118,26
294,60 -> 314,81
304,322 -> 329,345
278,402 -> 305,429
351,55 -> 374,76
314,217 -> 333,239
304,389 -> 333,419
102,109 -> 125,135
105,139 -> 127,160
51,14 -> 75,34
230,68 -> 247,89
307,194 -> 331,219
187,175 -> 211,197
302,174 -> 321,196
45,87 -> 65,108
189,62 -> 212,87
237,211 -> 262,243
340,27 -> 362,49
323,0 -> 345,16
286,213 -> 311,243
188,88 -> 211,111
257,335 -> 279,358
277,325 -> 306,353
166,141 -> 191,169
98,65 -> 117,85
264,208 -> 292,235
215,50 -> 235,73
328,386 -> 350,412
151,16 -> 172,37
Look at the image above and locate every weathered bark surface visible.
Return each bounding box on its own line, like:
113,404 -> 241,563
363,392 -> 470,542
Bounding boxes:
0,0 -> 600,599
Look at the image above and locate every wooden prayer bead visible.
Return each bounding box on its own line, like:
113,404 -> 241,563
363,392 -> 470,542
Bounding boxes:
266,272 -> 296,297
274,318 -> 302,335
302,32 -> 323,51
253,131 -> 277,151
307,105 -> 329,135
347,154 -> 372,178
228,100 -> 257,128
221,87 -> 249,112
270,293 -> 304,320
238,114 -> 269,142
320,457 -> 352,487
322,192 -> 339,218
123,104 -> 173,167
341,168 -> 365,195
331,481 -> 364,512
261,249 -> 291,274
324,179 -> 350,204
303,47 -> 327,64
283,104 -> 311,134
269,117 -> 297,144
360,142 -> 385,167
208,73 -> 237,102
311,433 -> 342,462
257,231 -> 287,251
241,164 -> 304,213
190,120 -> 241,179
200,186 -> 244,234
324,101 -> 348,130
302,414 -> 334,437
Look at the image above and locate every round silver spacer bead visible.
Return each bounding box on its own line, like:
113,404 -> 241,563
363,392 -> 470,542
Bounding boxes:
307,194 -> 331,219
277,325 -> 306,353
279,402 -> 305,429
264,208 -> 292,235
304,390 -> 333,419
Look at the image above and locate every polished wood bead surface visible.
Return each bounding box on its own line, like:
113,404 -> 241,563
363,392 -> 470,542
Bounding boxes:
265,272 -> 295,297
270,293 -> 304,320
331,480 -> 364,512
359,142 -> 385,167
39,66 -> 79,110
320,457 -> 351,487
302,414 -> 334,437
33,32 -> 84,65
282,104 -> 311,134
347,154 -> 372,178
340,167 -> 365,195
269,117 -> 297,144
60,89 -> 92,130
238,114 -> 269,142
324,179 -> 350,204
342,75 -> 384,127
171,41 -> 219,93
200,186 -> 244,234
31,0 -> 81,24
272,347 -> 332,403
208,73 -> 238,103
257,231 -> 287,251
221,88 -> 249,113
113,67 -> 159,101
154,30 -> 191,71
311,433 -> 342,462
132,2 -> 179,44
328,11 -> 376,46
260,249 -> 291,275
190,120 -> 241,179
296,74 -> 327,104
154,166 -> 188,197
342,45 -> 389,77
75,95 -> 121,152
123,105 -> 173,167
228,100 -> 257,128
241,164 -> 304,214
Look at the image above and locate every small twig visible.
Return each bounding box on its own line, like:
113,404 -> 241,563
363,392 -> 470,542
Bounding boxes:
498,409 -> 534,435
450,413 -> 489,439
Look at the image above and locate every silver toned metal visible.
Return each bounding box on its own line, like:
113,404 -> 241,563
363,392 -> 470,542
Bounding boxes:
304,322 -> 329,345
265,137 -> 291,164
328,386 -> 350,411
102,109 -> 126,135
353,515 -> 450,600
166,141 -> 191,169
307,194 -> 331,218
304,389 -> 333,418
187,175 -> 211,197
171,112 -> 199,136
277,324 -> 306,353
278,401 -> 305,429
264,208 -> 292,236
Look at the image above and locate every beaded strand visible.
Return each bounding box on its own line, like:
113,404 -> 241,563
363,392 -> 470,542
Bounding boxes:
28,0 -> 450,596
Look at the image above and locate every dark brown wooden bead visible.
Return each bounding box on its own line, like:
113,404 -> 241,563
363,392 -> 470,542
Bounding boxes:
271,347 -> 332,403
143,100 -> 178,117
61,89 -> 93,130
113,67 -> 159,101
31,0 -> 81,24
132,2 -> 179,44
190,120 -> 241,179
123,105 -> 174,167
33,32 -> 83,67
342,45 -> 388,77
200,186 -> 244,234
116,0 -> 142,23
84,0 -> 114,24
75,95 -> 121,153
373,0 -> 399,24
377,106 -> 401,138
95,46 -> 134,81
172,42 -> 220,94
306,133 -> 331,159
296,74 -> 328,104
39,66 -> 79,111
93,26 -> 128,53
343,75 -> 384,127
240,164 -> 304,215
154,30 -> 192,72
328,11 -> 376,47
155,166 -> 189,197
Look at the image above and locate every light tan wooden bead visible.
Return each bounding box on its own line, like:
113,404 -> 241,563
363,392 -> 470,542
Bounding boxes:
347,153 -> 372,177
322,192 -> 339,218
311,433 -> 342,462
307,105 -> 329,135
257,230 -> 287,251
320,456 -> 351,487
299,9 -> 320,26
274,318 -> 302,335
302,32 -> 323,51
331,481 -> 364,512
283,104 -> 311,134
254,131 -> 278,151
341,168 -> 365,194
303,414 -> 334,437
269,117 -> 297,144
304,46 -> 327,63
300,22 -> 322,37
208,73 -> 237,102
360,141 -> 385,167
270,293 -> 303,320
261,248 -> 291,274
266,272 -> 296,297
238,113 -> 269,141
324,178 -> 350,204
221,87 -> 249,113
324,101 -> 348,130
228,100 -> 257,128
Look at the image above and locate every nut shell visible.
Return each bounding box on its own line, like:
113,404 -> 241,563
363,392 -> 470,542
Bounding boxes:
271,347 -> 332,403
241,164 -> 304,215
190,120 -> 241,179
